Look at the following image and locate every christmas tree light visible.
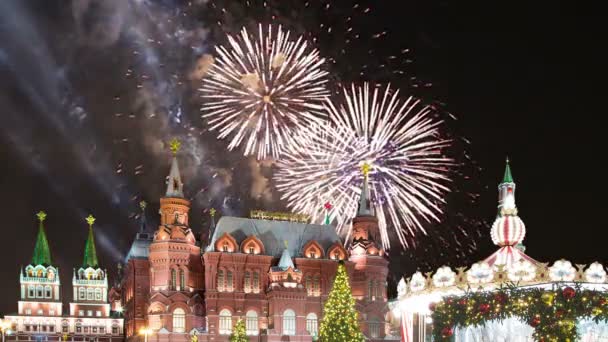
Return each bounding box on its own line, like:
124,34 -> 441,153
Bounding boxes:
229,319 -> 247,342
319,261 -> 364,342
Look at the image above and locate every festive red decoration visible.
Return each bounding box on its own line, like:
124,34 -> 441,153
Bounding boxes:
324,202 -> 332,210
458,299 -> 467,306
478,303 -> 491,314
599,297 -> 607,306
556,309 -> 565,318
494,293 -> 507,304
562,287 -> 576,299
530,316 -> 541,327
441,326 -> 453,338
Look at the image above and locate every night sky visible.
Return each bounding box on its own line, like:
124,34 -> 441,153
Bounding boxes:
0,0 -> 605,315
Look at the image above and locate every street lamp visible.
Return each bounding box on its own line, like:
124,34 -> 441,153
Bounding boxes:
139,327 -> 152,342
1,319 -> 13,342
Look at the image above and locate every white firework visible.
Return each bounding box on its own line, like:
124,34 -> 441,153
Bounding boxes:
200,24 -> 330,160
276,83 -> 454,249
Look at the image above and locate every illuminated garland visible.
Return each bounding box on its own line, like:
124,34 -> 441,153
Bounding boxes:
430,284 -> 608,342
250,210 -> 310,223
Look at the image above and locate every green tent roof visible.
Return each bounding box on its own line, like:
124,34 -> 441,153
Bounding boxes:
502,158 -> 514,183
32,211 -> 52,266
83,215 -> 99,268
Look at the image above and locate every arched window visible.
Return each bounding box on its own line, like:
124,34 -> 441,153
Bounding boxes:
79,287 -> 85,300
283,309 -> 296,336
252,271 -> 260,293
306,313 -> 318,337
179,269 -> 185,290
369,318 -> 382,338
219,309 -> 232,335
172,308 -> 186,333
245,310 -> 258,335
313,275 -> 320,296
87,288 -> 94,300
244,271 -> 251,293
226,271 -> 233,292
45,285 -> 52,298
306,276 -> 312,295
170,269 -> 177,290
28,285 -> 35,298
37,269 -> 44,277
95,288 -> 102,300
222,243 -> 229,252
217,269 -> 224,291
36,285 -> 43,298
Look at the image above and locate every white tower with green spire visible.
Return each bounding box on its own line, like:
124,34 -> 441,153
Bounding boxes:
70,214 -> 111,318
18,211 -> 62,316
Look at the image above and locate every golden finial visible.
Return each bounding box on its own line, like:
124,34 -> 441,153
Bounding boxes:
86,214 -> 96,226
36,211 -> 47,223
139,200 -> 147,211
210,208 -> 217,217
169,138 -> 181,155
361,162 -> 371,177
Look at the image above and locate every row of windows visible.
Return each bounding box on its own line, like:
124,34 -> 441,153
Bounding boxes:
24,325 -> 55,333
23,324 -> 118,335
78,287 -> 103,301
170,269 -> 186,291
24,309 -> 54,316
77,310 -> 103,317
218,309 -> 318,337
27,285 -> 53,299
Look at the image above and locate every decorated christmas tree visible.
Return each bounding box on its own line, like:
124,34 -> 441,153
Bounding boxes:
319,261 -> 364,342
229,319 -> 247,342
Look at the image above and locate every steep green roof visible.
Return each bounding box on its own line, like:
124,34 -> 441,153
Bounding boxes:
32,211 -> 52,266
502,158 -> 514,183
83,215 -> 99,268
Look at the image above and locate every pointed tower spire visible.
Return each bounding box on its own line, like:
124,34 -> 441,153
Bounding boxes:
278,240 -> 295,270
357,162 -> 373,216
498,158 -> 517,213
323,202 -> 332,225
139,200 -> 147,232
32,211 -> 52,266
208,208 -> 217,242
502,157 -> 514,184
165,138 -> 184,198
83,215 -> 99,268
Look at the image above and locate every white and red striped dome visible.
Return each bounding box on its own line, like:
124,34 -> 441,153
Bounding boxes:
491,215 -> 526,247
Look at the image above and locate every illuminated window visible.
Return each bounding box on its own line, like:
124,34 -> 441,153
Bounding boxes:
36,285 -> 43,298
87,310 -> 93,316
180,270 -> 185,290
369,320 -> 382,338
313,275 -> 320,296
78,310 -> 84,316
79,287 -> 85,300
219,309 -> 232,335
283,309 -> 296,336
222,243 -> 229,252
227,271 -> 233,292
217,269 -> 224,291
96,311 -> 102,317
306,276 -> 312,295
45,286 -> 52,298
245,310 -> 258,335
244,271 -> 251,293
87,288 -> 94,300
172,308 -> 186,333
49,309 -> 55,316
28,286 -> 35,298
253,271 -> 260,293
37,309 -> 43,315
95,288 -> 102,300
306,313 -> 318,337
171,269 -> 177,290
25,309 -> 31,315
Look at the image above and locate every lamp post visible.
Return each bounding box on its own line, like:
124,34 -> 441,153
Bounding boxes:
1,319 -> 12,342
139,327 -> 152,342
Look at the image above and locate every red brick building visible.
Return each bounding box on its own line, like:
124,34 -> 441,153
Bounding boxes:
117,152 -> 389,342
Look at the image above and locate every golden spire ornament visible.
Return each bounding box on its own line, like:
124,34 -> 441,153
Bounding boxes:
210,208 -> 217,217
86,214 -> 96,226
36,211 -> 47,223
361,162 -> 371,177
169,138 -> 181,155
139,200 -> 147,210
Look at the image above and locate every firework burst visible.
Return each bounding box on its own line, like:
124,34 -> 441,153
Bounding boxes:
276,83 -> 454,249
200,24 -> 330,160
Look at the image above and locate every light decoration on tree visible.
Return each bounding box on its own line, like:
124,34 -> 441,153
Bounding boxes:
318,261 -> 365,342
229,319 -> 247,342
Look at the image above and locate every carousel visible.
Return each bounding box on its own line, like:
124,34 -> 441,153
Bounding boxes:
393,160 -> 608,342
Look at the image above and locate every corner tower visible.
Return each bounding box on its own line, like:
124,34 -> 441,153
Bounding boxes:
18,211 -> 62,317
148,139 -> 204,335
348,163 -> 389,341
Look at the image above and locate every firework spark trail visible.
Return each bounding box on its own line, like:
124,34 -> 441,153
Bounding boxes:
276,83 -> 454,249
200,24 -> 330,160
